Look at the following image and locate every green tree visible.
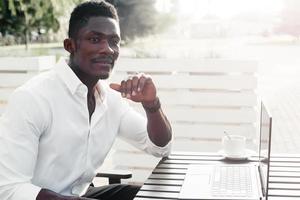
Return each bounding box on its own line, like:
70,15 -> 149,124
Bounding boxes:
0,0 -> 73,47
107,0 -> 175,42
0,0 -> 59,47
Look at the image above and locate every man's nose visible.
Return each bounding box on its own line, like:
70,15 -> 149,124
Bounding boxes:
99,40 -> 114,54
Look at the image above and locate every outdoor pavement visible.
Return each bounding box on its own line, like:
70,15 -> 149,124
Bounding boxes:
259,64 -> 300,154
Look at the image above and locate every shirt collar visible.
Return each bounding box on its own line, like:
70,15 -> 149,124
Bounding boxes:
54,57 -> 83,95
54,58 -> 107,104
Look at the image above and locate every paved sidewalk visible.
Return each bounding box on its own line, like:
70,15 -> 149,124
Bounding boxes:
259,65 -> 300,154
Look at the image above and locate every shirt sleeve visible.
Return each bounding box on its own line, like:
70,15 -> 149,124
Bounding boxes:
117,103 -> 172,157
0,88 -> 47,199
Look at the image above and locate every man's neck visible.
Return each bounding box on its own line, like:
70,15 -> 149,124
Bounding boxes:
69,61 -> 98,94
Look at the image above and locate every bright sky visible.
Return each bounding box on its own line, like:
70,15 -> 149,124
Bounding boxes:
156,0 -> 284,19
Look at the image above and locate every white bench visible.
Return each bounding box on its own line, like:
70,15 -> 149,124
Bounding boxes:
0,56 -> 56,114
0,56 -> 258,185
105,58 -> 259,184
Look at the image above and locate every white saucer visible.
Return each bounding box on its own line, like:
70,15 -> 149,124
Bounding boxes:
218,149 -> 255,161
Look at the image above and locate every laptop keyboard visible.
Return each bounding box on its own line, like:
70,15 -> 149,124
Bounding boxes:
211,165 -> 253,197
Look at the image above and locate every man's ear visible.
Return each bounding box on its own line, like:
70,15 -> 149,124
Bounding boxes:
63,38 -> 75,54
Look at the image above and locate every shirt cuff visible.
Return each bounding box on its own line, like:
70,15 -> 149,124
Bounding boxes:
146,136 -> 172,157
11,183 -> 41,200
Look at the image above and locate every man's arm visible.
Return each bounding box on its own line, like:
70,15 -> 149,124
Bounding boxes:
0,89 -> 44,199
142,97 -> 172,147
110,74 -> 172,147
0,89 -> 94,200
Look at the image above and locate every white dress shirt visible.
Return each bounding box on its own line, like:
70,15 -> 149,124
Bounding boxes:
0,58 -> 171,200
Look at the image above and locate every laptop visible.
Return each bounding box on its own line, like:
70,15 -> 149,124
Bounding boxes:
178,102 -> 272,200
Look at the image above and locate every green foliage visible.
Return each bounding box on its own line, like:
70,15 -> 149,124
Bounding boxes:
107,0 -> 175,42
0,0 -> 176,45
0,0 -> 61,45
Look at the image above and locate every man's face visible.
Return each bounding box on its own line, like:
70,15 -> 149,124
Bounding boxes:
71,16 -> 120,79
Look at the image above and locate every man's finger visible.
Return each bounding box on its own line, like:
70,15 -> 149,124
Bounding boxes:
125,79 -> 132,98
109,83 -> 121,92
132,76 -> 139,96
138,74 -> 149,92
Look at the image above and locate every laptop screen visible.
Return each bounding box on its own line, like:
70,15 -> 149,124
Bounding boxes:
258,102 -> 272,198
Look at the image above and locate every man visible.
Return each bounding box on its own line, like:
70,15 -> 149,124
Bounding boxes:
0,1 -> 172,200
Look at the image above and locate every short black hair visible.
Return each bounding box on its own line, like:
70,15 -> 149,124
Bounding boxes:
68,0 -> 118,38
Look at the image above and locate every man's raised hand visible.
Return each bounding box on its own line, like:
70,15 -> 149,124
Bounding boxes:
109,73 -> 157,103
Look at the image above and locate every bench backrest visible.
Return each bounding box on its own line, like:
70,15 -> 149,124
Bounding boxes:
105,58 -> 259,184
0,56 -> 56,114
0,56 -> 258,185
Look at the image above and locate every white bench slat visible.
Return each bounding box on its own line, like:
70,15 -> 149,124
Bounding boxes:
114,124 -> 257,142
111,137 -> 222,154
115,59 -> 257,73
0,56 -> 55,71
0,73 -> 38,87
0,88 -> 14,101
158,90 -> 257,107
110,74 -> 257,90
111,142 -> 222,168
172,124 -> 257,139
169,140 -> 222,152
165,107 -> 257,123
0,56 -> 55,116
129,104 -> 258,123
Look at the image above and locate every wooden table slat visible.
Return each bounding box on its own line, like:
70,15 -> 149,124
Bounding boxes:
136,191 -> 179,199
270,171 -> 300,177
269,177 -> 300,183
157,164 -> 189,169
141,185 -> 181,192
167,155 -> 223,160
269,154 -> 300,158
268,189 -> 300,197
270,166 -> 300,172
270,162 -> 300,167
134,198 -> 175,200
170,151 -> 226,156
153,168 -> 187,174
270,157 -> 300,162
148,174 -> 185,180
269,183 -> 300,190
163,160 -> 227,164
170,152 -> 300,158
144,179 -> 184,186
269,197 -> 300,200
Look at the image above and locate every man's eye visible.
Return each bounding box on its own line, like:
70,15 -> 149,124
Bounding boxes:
110,38 -> 120,45
89,37 -> 100,43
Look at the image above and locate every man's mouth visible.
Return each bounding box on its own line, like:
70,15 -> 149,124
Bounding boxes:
91,57 -> 113,65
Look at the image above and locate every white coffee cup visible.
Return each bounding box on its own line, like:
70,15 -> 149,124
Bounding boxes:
222,135 -> 246,157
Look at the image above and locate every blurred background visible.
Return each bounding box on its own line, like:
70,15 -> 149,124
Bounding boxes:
1,0 -> 300,153
1,0 -> 299,58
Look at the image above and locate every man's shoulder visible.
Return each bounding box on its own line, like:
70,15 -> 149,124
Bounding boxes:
21,70 -> 58,91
